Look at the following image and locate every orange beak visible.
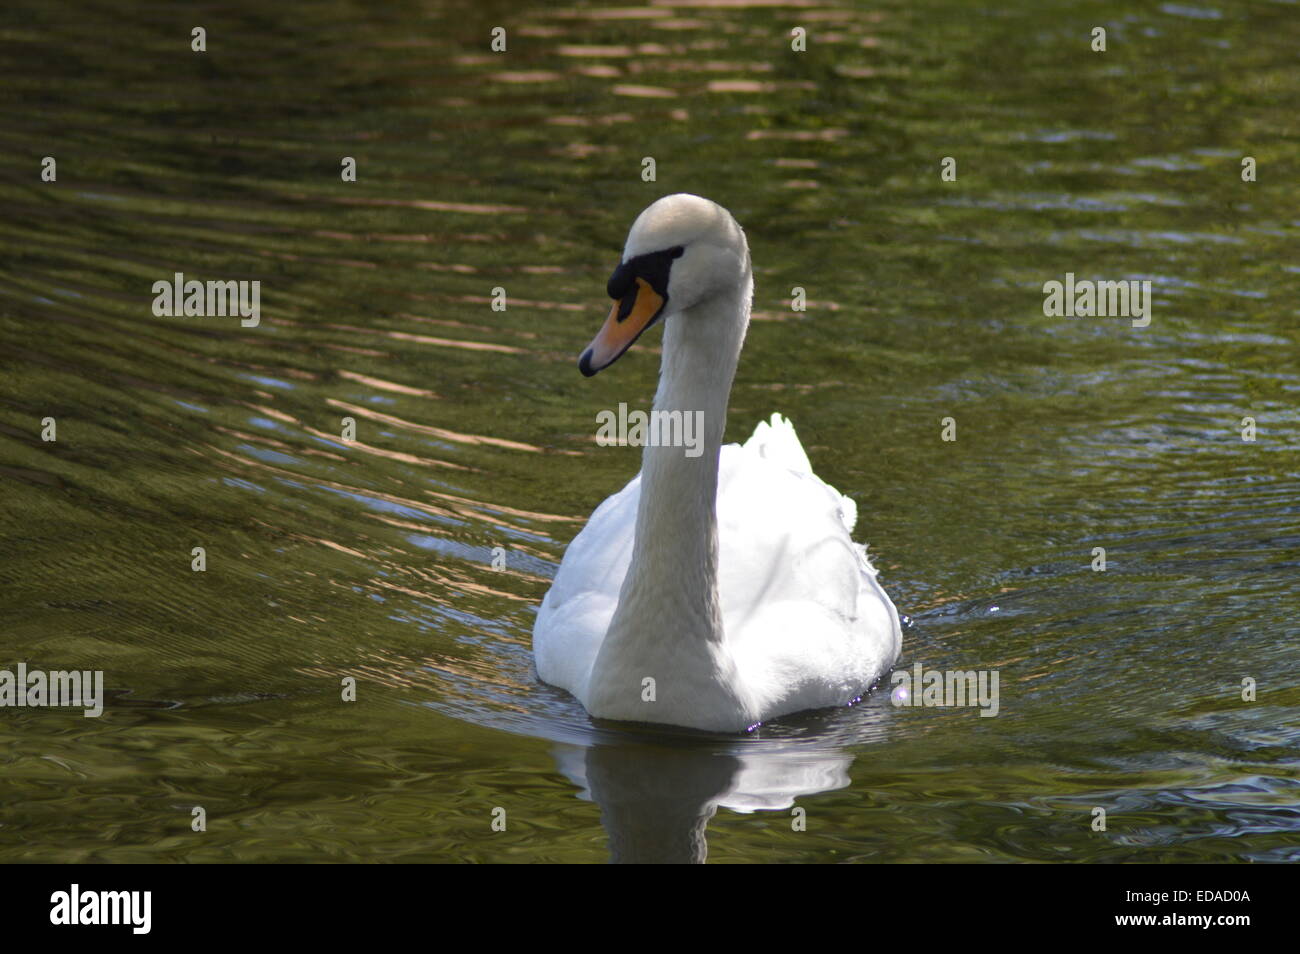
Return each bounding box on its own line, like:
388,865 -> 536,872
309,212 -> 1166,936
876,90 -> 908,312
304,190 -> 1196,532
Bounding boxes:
579,277 -> 666,377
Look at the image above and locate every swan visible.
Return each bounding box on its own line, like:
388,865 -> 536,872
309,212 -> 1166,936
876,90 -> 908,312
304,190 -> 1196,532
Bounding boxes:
533,194 -> 902,733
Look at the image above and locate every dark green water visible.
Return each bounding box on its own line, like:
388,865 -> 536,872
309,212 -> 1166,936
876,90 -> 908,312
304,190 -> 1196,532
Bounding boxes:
1,0 -> 1297,862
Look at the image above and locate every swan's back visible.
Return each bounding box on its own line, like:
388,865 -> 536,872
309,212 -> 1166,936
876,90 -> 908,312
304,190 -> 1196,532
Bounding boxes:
534,414 -> 901,720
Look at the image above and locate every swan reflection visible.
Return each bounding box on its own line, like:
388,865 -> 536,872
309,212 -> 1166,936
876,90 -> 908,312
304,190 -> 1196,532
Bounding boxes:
549,705 -> 886,863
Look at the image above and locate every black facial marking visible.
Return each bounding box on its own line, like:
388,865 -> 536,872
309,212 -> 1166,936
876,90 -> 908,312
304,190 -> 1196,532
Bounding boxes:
616,289 -> 637,322
606,245 -> 684,318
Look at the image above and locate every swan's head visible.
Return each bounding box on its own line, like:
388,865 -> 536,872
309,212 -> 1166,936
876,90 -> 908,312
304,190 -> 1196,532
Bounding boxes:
579,193 -> 750,376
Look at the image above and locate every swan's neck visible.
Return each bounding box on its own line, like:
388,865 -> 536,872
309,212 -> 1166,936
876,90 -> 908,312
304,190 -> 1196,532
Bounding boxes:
599,280 -> 750,659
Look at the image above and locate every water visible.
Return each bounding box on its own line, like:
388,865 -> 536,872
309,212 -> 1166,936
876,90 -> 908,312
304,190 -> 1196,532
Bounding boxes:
1,0 -> 1297,863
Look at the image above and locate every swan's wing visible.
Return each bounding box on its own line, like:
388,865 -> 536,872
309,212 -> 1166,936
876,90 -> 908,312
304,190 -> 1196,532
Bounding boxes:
536,414 -> 900,716
743,411 -> 813,475
532,473 -> 639,697
532,415 -> 812,700
717,418 -> 901,715
744,413 -> 856,533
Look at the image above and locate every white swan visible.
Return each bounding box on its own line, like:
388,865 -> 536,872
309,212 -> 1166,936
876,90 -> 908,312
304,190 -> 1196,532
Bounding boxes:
533,194 -> 901,732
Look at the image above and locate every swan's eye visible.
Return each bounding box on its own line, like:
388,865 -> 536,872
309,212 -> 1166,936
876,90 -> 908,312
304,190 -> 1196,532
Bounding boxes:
607,261 -> 635,301
607,245 -> 685,301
